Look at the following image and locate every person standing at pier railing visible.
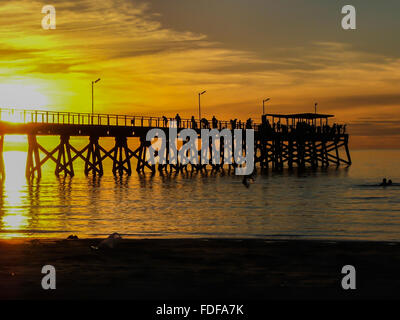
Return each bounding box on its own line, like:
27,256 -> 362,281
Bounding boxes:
246,118 -> 253,129
200,118 -> 209,129
162,116 -> 168,127
191,116 -> 197,129
212,116 -> 218,129
175,113 -> 181,128
230,119 -> 237,129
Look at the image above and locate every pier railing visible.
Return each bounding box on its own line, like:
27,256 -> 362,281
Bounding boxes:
0,108 -> 347,135
0,108 -> 251,130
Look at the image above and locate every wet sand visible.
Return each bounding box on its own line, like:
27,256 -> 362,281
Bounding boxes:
0,238 -> 399,300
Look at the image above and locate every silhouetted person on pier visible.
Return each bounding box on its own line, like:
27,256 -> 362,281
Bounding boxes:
200,118 -> 209,129
246,118 -> 252,129
131,117 -> 135,126
191,116 -> 197,129
388,179 -> 393,186
212,116 -> 218,129
162,116 -> 168,127
380,178 -> 388,186
175,113 -> 181,128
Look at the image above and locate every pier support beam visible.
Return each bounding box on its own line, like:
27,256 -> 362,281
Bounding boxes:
132,136 -> 156,174
55,135 -> 74,177
112,136 -> 133,176
344,136 -> 352,165
84,136 -> 104,176
26,135 -> 41,179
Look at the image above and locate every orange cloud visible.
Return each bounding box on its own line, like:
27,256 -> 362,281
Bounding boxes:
0,1 -> 399,148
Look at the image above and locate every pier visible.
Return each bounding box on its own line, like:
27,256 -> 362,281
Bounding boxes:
256,113 -> 351,170
0,108 -> 351,179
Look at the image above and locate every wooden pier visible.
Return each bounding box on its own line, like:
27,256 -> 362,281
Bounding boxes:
0,108 -> 351,179
255,113 -> 351,170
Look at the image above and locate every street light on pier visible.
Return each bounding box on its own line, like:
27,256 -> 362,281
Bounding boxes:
314,102 -> 318,126
198,90 -> 206,120
91,78 -> 101,115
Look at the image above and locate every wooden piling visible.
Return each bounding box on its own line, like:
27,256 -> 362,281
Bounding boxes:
84,136 -> 104,176
26,135 -> 42,179
55,135 -> 74,177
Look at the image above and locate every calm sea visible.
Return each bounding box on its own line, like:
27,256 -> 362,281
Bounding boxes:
0,142 -> 399,241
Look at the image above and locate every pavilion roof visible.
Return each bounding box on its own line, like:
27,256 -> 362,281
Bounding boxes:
264,113 -> 334,120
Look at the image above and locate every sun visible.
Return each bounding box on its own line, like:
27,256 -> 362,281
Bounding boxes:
0,81 -> 51,123
0,82 -> 50,110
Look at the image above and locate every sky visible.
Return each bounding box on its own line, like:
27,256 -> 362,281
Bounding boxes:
0,0 -> 400,148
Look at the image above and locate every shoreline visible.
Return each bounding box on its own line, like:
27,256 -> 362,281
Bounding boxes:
1,238 -> 400,300
2,235 -> 400,242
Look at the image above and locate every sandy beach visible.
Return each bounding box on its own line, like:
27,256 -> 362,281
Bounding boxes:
0,238 -> 399,300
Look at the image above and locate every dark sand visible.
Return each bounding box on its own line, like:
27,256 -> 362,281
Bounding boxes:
0,238 -> 399,300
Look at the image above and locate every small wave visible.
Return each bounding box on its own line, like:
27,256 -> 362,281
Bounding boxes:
349,196 -> 389,200
90,232 -> 164,237
355,183 -> 400,188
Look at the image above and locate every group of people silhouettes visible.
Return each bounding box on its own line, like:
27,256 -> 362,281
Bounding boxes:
139,114 -> 256,130
380,178 -> 393,186
260,115 -> 346,136
160,114 -> 226,129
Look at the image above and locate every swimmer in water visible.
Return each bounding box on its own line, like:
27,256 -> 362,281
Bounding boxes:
380,178 -> 387,186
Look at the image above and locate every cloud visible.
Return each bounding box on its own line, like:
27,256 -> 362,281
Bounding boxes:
0,45 -> 43,60
349,120 -> 400,136
323,93 -> 400,111
0,1 -> 400,148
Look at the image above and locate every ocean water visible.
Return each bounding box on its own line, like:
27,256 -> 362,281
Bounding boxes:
0,144 -> 399,241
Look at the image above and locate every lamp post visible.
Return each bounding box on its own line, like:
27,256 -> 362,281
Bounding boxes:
263,98 -> 270,115
91,78 -> 101,115
198,90 -> 206,120
314,102 -> 318,126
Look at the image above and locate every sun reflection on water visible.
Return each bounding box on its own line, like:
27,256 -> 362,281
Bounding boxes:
0,150 -> 29,238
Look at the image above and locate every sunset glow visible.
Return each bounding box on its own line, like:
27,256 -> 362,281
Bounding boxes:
0,1 -> 399,148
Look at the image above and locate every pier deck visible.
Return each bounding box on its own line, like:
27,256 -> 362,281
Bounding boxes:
0,108 -> 351,179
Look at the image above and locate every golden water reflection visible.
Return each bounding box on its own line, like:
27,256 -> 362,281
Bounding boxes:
0,150 -> 30,237
0,144 -> 399,241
